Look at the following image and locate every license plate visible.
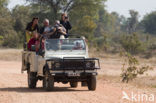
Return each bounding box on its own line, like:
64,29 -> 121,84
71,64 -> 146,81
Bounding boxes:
68,73 -> 80,77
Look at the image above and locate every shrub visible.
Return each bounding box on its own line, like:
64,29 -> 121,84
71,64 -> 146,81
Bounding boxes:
120,52 -> 153,83
2,30 -> 20,48
120,33 -> 146,54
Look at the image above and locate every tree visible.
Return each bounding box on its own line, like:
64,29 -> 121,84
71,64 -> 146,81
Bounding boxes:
0,0 -> 21,48
141,11 -> 156,34
0,0 -> 13,36
126,10 -> 139,34
12,5 -> 31,32
0,0 -> 8,9
68,0 -> 107,43
26,0 -> 105,21
95,6 -> 112,36
26,0 -> 78,19
120,33 -> 145,54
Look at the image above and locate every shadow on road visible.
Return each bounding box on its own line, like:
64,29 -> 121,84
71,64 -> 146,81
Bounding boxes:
0,86 -> 89,93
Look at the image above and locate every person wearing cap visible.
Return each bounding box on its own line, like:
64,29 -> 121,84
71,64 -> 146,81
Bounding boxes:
25,17 -> 39,43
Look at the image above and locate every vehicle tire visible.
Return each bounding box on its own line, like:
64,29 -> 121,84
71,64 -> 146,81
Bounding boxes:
28,71 -> 37,89
87,76 -> 96,91
70,82 -> 78,88
43,71 -> 54,91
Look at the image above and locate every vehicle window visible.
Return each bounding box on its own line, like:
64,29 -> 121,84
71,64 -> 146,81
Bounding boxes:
45,39 -> 86,51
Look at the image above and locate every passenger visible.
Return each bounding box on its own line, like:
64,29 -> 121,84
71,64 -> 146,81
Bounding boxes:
26,17 -> 39,43
35,36 -> 45,53
27,32 -> 39,51
60,13 -> 72,38
73,42 -> 83,50
50,20 -> 67,39
40,19 -> 51,35
40,19 -> 57,39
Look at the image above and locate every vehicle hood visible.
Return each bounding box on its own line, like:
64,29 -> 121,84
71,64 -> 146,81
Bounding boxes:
45,50 -> 88,59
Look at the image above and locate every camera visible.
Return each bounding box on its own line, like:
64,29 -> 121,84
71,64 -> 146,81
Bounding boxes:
65,16 -> 68,19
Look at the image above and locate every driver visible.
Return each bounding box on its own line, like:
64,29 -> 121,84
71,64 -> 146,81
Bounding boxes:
73,42 -> 83,50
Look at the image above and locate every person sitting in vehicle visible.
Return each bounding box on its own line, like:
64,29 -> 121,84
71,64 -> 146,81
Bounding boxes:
26,17 -> 39,43
50,20 -> 67,39
73,42 -> 83,50
35,36 -> 45,54
27,32 -> 39,51
40,19 -> 51,34
40,19 -> 57,39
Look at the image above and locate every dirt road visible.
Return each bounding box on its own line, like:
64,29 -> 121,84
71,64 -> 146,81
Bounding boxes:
0,61 -> 155,103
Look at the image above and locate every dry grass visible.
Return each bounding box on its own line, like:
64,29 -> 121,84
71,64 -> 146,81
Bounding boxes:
98,74 -> 156,92
0,49 -> 22,61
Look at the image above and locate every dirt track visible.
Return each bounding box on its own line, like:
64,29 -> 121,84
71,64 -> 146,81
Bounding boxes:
0,61 -> 155,103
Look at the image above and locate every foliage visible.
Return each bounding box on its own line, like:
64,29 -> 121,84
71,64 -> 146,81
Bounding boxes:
120,10 -> 139,34
0,0 -> 8,9
12,5 -> 32,32
120,52 -> 153,83
141,11 -> 156,34
120,33 -> 146,54
26,0 -> 105,21
2,30 -> 20,48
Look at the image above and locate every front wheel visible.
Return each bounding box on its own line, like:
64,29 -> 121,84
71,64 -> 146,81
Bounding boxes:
28,71 -> 37,89
87,76 -> 96,91
43,71 -> 54,91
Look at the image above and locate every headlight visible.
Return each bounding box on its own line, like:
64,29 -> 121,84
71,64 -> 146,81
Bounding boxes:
86,62 -> 91,68
86,61 -> 95,68
55,62 -> 60,68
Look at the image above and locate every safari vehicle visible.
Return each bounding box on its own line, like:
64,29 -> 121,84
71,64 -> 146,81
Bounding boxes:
21,37 -> 100,91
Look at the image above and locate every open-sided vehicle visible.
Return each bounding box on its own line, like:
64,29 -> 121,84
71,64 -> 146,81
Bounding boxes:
22,37 -> 100,91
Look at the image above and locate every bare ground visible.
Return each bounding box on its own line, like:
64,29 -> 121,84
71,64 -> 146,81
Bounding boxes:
0,49 -> 156,103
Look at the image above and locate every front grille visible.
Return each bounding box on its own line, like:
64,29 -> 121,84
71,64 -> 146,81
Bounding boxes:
49,58 -> 98,70
61,61 -> 85,70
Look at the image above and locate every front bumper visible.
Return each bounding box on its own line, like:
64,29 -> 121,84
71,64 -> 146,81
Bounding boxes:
51,72 -> 98,82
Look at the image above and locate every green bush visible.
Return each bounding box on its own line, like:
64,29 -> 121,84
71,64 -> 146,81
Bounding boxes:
2,30 -> 20,48
120,33 -> 146,54
121,52 -> 153,83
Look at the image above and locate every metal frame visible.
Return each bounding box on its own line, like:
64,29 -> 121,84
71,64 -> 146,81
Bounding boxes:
46,57 -> 100,71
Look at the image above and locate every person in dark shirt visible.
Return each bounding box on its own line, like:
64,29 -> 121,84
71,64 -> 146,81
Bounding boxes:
26,17 -> 39,43
60,13 -> 72,38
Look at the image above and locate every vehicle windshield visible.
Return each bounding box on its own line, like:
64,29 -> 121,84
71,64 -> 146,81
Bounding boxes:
45,39 -> 86,51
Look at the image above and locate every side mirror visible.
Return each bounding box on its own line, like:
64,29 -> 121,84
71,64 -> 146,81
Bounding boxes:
31,45 -> 36,51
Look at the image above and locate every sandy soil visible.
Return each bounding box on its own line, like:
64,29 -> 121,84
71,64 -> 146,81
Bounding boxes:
0,60 -> 155,103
